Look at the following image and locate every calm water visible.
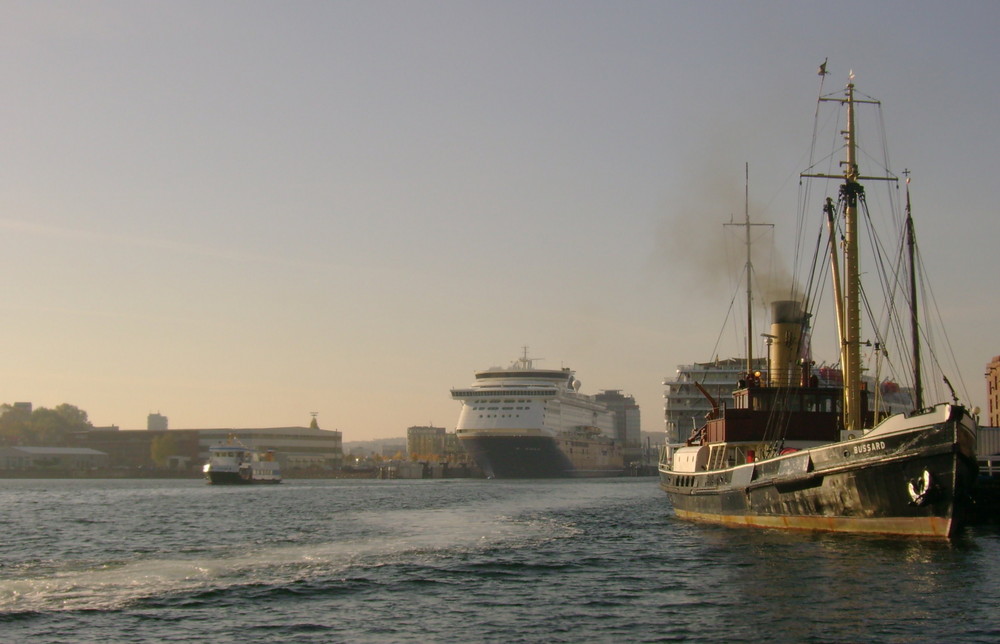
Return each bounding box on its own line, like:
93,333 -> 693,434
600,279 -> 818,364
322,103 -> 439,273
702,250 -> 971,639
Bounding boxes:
1,477 -> 998,643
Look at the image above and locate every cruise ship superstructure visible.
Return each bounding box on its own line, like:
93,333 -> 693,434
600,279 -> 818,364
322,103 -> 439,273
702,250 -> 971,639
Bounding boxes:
452,352 -> 624,478
664,358 -> 766,446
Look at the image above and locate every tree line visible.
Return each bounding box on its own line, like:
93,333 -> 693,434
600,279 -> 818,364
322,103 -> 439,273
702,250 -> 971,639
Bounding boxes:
0,403 -> 92,446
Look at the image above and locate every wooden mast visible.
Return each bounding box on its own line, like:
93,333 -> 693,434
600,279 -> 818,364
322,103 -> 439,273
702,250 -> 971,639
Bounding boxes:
842,79 -> 863,433
805,74 -> 890,432
905,175 -> 924,410
724,163 -> 772,382
743,163 -> 753,378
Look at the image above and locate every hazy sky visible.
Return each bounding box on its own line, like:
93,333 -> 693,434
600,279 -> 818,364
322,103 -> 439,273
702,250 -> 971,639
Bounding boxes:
2,1 -> 998,438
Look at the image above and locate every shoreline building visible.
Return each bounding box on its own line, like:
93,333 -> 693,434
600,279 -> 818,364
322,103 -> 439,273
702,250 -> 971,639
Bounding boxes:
76,424 -> 343,473
0,446 -> 109,472
197,426 -> 344,471
594,390 -> 641,465
406,425 -> 446,460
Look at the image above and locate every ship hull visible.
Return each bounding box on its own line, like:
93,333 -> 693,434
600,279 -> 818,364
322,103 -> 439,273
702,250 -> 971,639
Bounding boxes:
660,414 -> 977,537
460,434 -> 623,479
204,468 -> 282,485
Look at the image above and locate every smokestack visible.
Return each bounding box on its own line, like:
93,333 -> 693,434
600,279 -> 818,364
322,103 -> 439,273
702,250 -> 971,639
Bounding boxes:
769,300 -> 806,387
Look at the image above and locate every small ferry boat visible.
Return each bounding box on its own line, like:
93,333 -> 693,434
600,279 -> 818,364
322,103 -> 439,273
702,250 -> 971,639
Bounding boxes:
203,439 -> 282,484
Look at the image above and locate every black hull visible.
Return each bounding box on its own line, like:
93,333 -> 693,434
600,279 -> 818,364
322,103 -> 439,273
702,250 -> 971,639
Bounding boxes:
460,434 -> 623,479
660,416 -> 977,537
205,470 -> 282,485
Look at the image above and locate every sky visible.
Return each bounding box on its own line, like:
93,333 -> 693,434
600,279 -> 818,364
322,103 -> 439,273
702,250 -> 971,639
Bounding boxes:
2,1 -> 998,438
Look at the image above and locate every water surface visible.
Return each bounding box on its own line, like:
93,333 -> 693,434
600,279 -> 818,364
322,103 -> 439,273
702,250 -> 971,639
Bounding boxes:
1,478 -> 997,642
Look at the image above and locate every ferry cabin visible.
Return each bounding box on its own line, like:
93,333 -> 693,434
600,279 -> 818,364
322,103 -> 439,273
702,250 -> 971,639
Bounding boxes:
208,445 -> 250,465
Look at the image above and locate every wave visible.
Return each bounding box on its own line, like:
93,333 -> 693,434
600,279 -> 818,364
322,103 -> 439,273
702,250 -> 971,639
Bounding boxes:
0,490 -> 583,615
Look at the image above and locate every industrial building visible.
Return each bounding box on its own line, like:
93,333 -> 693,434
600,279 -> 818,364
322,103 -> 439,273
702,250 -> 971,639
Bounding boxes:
0,446 -> 109,472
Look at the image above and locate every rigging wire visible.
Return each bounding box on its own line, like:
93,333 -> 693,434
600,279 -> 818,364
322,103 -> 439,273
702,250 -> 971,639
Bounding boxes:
707,262 -> 745,368
714,214 -> 779,366
913,232 -> 972,405
796,85 -> 971,414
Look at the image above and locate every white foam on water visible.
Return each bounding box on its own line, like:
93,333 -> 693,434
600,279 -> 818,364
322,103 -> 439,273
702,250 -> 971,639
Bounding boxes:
0,490 -> 580,614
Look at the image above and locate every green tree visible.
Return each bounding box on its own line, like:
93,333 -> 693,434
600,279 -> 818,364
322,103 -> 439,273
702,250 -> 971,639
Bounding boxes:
31,404 -> 92,445
53,403 -> 89,427
0,404 -> 32,445
31,408 -> 72,445
150,433 -> 178,467
0,403 -> 93,446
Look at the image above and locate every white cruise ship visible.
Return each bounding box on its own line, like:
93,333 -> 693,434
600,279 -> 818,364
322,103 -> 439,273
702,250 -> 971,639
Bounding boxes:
451,352 -> 624,478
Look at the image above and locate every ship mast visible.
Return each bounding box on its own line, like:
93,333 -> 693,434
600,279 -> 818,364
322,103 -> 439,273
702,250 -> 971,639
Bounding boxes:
842,79 -> 863,433
517,345 -> 534,370
745,164 -> 752,375
905,174 -> 924,410
724,163 -> 771,380
803,73 -> 893,432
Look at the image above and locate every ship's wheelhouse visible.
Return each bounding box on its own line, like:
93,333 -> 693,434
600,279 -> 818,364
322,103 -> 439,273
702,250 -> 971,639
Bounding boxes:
702,385 -> 875,444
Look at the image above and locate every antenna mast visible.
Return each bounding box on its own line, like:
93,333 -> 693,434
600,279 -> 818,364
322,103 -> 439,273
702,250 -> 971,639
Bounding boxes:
724,163 -> 772,378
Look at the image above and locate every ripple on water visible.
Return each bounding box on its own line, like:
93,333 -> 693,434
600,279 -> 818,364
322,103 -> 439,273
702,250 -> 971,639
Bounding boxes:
1,479 -> 999,643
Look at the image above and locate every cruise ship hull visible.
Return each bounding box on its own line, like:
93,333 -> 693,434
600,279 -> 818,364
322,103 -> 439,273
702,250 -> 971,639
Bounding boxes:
461,433 -> 623,479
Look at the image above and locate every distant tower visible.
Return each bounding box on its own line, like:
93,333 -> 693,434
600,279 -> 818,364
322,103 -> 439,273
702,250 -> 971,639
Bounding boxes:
594,390 -> 641,460
147,412 -> 168,431
310,412 -> 319,430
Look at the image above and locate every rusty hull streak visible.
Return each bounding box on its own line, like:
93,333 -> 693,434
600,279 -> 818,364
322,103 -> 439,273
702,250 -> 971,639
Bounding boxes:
673,508 -> 952,537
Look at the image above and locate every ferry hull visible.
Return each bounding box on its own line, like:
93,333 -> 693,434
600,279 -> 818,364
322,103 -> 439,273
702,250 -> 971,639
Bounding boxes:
660,419 -> 977,538
204,469 -> 282,485
461,434 -> 623,479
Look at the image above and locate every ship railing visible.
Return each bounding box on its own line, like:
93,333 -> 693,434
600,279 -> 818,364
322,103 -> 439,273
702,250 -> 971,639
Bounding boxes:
658,444 -> 671,468
981,455 -> 1000,478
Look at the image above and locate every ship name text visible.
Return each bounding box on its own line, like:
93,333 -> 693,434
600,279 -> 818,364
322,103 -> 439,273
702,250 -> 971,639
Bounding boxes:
853,440 -> 887,456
